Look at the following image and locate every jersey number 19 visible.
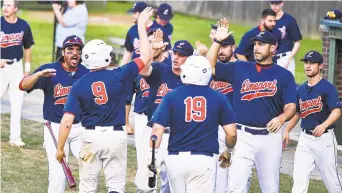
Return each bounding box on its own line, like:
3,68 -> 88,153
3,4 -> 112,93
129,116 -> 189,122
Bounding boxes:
184,96 -> 207,122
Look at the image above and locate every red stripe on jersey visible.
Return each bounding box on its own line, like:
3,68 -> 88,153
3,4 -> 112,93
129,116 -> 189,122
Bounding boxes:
134,58 -> 145,72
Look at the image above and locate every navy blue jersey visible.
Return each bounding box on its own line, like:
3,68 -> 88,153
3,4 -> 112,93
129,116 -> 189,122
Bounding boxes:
64,60 -> 141,127
144,62 -> 183,120
161,56 -> 172,66
235,26 -> 281,62
22,62 -> 89,123
1,17 -> 35,61
124,23 -> 171,60
275,13 -> 302,54
151,85 -> 236,154
215,61 -> 297,127
297,79 -> 341,131
126,75 -> 150,114
153,20 -> 173,43
210,79 -> 233,104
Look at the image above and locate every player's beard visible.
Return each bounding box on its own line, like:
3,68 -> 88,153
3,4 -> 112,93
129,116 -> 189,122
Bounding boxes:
254,52 -> 271,63
218,53 -> 233,63
264,24 -> 275,31
306,69 -> 320,78
65,55 -> 80,69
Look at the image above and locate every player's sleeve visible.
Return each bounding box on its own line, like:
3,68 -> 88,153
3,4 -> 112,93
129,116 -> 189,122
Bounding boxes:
124,31 -> 134,52
151,93 -> 172,127
26,67 -> 48,93
282,73 -> 297,105
214,62 -> 235,84
63,85 -> 81,115
235,33 -> 251,56
144,62 -> 161,85
288,18 -> 302,42
116,59 -> 142,82
325,85 -> 342,110
219,95 -> 236,126
23,23 -> 35,49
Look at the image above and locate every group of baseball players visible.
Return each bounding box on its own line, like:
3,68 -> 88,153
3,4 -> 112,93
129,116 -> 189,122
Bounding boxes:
1,0 -> 342,193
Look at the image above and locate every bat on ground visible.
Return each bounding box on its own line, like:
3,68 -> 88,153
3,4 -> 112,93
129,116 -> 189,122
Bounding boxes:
148,135 -> 157,188
45,121 -> 76,189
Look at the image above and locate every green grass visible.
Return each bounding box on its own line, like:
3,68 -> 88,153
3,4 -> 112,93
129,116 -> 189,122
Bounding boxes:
18,1 -> 321,84
1,114 -> 329,193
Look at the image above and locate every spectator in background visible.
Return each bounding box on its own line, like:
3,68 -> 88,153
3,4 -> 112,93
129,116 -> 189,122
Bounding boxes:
154,3 -> 173,42
52,0 -> 88,60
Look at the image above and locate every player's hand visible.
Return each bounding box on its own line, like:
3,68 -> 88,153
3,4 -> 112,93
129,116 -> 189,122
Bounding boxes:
214,18 -> 233,41
52,3 -> 61,10
282,130 -> 290,150
267,114 -> 286,133
38,68 -> 57,78
218,149 -> 232,168
283,60 -> 290,69
312,124 -> 327,137
150,28 -> 169,51
56,149 -> 65,163
137,7 -> 154,27
126,124 -> 134,135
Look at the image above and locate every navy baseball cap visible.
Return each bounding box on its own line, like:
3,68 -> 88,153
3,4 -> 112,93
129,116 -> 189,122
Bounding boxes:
127,2 -> 148,13
250,31 -> 277,45
222,35 -> 235,45
270,1 -> 283,4
211,24 -> 217,30
171,40 -> 194,56
62,35 -> 84,49
300,51 -> 323,64
158,3 -> 172,21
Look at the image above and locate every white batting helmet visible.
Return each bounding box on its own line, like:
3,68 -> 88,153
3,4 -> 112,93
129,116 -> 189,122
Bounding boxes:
82,39 -> 113,69
180,56 -> 212,86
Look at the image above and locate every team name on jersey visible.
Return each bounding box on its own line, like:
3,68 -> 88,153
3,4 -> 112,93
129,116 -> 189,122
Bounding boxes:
155,83 -> 172,103
210,80 -> 233,95
53,83 -> 72,105
140,78 -> 150,97
0,31 -> 24,48
240,79 -> 278,101
133,38 -> 140,54
299,96 -> 323,118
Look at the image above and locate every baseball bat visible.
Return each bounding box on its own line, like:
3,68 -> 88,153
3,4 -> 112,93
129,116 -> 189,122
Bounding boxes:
45,121 -> 76,189
148,135 -> 157,188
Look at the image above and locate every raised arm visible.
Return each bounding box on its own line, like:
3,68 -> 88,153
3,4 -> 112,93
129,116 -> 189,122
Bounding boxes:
19,68 -> 56,91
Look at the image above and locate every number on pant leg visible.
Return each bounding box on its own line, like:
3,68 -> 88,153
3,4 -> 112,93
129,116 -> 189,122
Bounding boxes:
184,96 -> 207,122
91,81 -> 108,105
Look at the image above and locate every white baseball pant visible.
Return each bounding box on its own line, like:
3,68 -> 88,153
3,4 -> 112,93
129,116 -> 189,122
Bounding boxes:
227,124 -> 283,193
43,121 -> 84,193
0,59 -> 24,142
165,152 -> 217,193
292,130 -> 342,193
79,126 -> 127,193
276,51 -> 295,77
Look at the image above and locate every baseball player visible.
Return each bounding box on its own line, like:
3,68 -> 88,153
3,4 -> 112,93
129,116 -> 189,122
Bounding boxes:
235,8 -> 281,62
207,19 -> 297,193
55,7 -> 154,193
149,55 -> 237,193
133,40 -> 194,193
283,51 -> 342,193
1,0 -> 35,147
270,1 -> 302,76
19,35 -> 88,193
122,2 -> 170,65
154,3 -> 173,42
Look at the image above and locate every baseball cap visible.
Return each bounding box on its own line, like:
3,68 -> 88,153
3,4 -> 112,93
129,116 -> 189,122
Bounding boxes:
211,24 -> 218,30
250,31 -> 277,45
171,40 -> 194,56
127,2 -> 148,13
222,35 -> 235,45
62,35 -> 84,49
300,51 -> 323,64
157,3 -> 172,21
324,9 -> 342,20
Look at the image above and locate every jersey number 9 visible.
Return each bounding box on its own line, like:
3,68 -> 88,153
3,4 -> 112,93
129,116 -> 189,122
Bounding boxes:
91,81 -> 108,105
184,96 -> 207,122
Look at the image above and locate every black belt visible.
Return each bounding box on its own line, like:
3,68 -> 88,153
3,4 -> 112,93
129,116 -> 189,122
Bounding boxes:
302,128 -> 330,136
147,121 -> 170,134
136,112 -> 147,115
275,53 -> 287,60
168,151 -> 213,157
236,124 -> 269,135
86,126 -> 123,131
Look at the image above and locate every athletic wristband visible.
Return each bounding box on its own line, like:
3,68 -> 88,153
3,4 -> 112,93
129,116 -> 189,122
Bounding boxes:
24,62 -> 31,73
214,38 -> 222,45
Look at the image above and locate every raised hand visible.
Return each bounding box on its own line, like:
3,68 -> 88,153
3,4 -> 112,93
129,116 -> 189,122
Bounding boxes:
150,28 -> 169,50
137,7 -> 154,27
215,18 -> 233,41
38,69 -> 57,78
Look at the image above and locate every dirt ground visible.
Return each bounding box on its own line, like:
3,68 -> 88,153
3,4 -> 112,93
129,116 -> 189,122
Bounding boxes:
25,10 -> 133,26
